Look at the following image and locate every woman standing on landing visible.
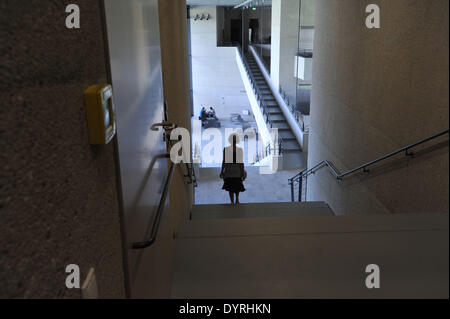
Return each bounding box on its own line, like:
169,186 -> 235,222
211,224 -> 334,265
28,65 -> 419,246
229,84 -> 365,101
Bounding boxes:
220,134 -> 247,204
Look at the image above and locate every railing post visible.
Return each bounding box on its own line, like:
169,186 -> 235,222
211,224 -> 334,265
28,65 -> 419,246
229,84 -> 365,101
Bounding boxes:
298,176 -> 303,202
290,181 -> 295,202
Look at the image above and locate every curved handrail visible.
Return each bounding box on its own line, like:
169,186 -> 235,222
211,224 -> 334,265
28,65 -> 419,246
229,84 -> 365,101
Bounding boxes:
249,44 -> 270,72
132,161 -> 176,249
289,129 -> 449,184
150,121 -> 176,131
184,162 -> 198,187
131,122 -> 182,249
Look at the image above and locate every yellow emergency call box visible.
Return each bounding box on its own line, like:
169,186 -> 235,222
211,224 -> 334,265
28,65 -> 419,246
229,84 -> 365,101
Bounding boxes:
84,84 -> 116,145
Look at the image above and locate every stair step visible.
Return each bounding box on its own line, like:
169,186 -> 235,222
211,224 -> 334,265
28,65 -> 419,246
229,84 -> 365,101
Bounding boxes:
271,114 -> 286,121
171,213 -> 449,299
279,131 -> 295,139
283,140 -> 301,149
283,148 -> 302,153
272,122 -> 290,129
191,202 -> 334,221
180,212 -> 448,238
283,151 -> 307,169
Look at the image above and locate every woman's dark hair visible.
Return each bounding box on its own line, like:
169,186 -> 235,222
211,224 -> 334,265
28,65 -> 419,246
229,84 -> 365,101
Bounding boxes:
228,133 -> 240,146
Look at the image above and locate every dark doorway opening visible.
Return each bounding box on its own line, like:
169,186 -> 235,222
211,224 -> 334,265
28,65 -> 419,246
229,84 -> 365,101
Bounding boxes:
249,18 -> 259,43
231,19 -> 242,45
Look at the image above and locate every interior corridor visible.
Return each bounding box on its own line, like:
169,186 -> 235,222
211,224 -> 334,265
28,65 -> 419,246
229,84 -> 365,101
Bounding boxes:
0,0 -> 448,300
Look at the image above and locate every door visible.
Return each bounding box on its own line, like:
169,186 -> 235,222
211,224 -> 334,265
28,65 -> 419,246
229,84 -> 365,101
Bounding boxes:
103,0 -> 174,298
231,19 -> 242,45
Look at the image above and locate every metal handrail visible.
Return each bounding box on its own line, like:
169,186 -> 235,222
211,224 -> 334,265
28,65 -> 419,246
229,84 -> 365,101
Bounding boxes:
281,88 -> 310,133
191,163 -> 198,187
132,122 -> 195,249
249,44 -> 270,72
167,132 -> 198,188
236,44 -> 283,157
132,161 -> 176,249
150,121 -> 176,131
289,129 -> 449,199
184,162 -> 198,187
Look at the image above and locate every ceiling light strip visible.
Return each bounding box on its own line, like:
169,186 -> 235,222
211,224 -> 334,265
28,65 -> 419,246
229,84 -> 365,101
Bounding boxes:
234,0 -> 254,9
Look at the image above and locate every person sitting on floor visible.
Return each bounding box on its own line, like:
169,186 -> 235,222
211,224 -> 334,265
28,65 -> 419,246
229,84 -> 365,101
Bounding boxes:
208,107 -> 218,120
199,107 -> 207,121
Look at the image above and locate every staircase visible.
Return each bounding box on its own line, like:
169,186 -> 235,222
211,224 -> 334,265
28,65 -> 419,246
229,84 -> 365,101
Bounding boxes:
170,203 -> 449,299
245,53 -> 305,169
191,201 -> 334,220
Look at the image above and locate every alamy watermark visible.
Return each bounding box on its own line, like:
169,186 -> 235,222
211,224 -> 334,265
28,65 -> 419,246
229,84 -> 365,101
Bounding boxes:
65,4 -> 80,29
365,264 -> 381,289
65,3 -> 380,30
65,264 -> 80,289
65,263 -> 380,291
366,4 -> 381,29
168,121 -> 280,174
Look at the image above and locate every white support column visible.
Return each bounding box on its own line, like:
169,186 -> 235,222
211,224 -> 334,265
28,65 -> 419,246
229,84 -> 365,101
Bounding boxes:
270,0 -> 300,100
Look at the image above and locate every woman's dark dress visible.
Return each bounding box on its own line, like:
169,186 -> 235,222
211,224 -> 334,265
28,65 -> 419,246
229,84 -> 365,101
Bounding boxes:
222,147 -> 246,193
222,177 -> 246,193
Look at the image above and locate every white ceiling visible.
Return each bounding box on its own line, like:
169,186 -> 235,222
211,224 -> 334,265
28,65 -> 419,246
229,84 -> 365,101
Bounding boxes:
187,0 -> 271,7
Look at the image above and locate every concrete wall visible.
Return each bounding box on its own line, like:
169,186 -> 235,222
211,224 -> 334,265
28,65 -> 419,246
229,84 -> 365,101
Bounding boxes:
0,0 -> 125,298
216,6 -> 226,46
190,6 -> 251,119
159,0 -> 194,232
299,0 -> 316,51
105,0 -> 174,299
271,0 -> 300,102
300,0 -> 316,27
271,0 -> 316,100
308,0 -> 449,215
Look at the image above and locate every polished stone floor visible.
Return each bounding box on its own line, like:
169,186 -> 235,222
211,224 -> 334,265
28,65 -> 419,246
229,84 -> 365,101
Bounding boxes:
194,166 -> 300,205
